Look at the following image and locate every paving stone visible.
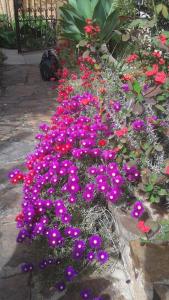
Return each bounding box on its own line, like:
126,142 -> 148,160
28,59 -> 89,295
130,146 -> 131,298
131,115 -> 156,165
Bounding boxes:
0,64 -> 56,299
0,273 -> 31,300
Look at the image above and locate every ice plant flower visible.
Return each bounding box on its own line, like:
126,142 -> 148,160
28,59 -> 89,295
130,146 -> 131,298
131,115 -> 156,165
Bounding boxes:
131,201 -> 144,219
97,250 -> 109,264
132,119 -> 145,132
88,235 -> 102,249
80,289 -> 92,299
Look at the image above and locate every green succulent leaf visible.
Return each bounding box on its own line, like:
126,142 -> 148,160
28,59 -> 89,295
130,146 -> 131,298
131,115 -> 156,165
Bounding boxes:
145,184 -> 154,192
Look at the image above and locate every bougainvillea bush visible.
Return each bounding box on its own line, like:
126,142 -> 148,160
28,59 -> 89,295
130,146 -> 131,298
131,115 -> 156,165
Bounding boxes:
9,28 -> 169,298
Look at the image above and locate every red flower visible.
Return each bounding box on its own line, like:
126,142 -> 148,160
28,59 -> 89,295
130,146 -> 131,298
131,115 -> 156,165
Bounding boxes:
81,98 -> 90,105
137,221 -> 150,233
159,58 -> 165,65
152,50 -> 162,58
165,166 -> 169,175
84,25 -> 94,34
159,34 -> 167,45
122,74 -> 133,81
114,127 -> 128,137
126,53 -> 138,63
154,71 -> 166,84
98,139 -> 107,147
145,64 -> 158,77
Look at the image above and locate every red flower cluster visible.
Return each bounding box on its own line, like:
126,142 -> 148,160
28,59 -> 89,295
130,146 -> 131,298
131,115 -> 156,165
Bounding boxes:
145,64 -> 159,77
114,127 -> 128,137
126,53 -> 138,63
84,19 -> 100,36
137,221 -> 150,233
158,34 -> 167,45
154,71 -> 167,84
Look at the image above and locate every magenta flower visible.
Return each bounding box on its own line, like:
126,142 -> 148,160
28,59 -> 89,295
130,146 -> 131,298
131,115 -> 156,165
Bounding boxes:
87,251 -> 95,262
74,239 -> 86,252
97,250 -> 109,264
132,119 -> 145,131
56,281 -> 66,292
112,101 -> 121,112
106,187 -> 122,203
61,213 -> 72,224
64,266 -> 77,281
80,289 -> 92,299
122,83 -> 130,92
131,201 -> 144,218
88,235 -> 102,249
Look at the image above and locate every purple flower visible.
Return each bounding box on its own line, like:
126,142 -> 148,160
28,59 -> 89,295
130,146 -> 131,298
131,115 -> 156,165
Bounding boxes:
21,263 -> 34,273
64,227 -> 81,239
80,289 -> 92,299
88,235 -> 102,249
132,119 -> 145,131
97,165 -> 107,174
112,101 -> 121,112
74,240 -> 86,252
122,83 -> 130,92
102,150 -> 115,161
68,182 -> 80,193
64,266 -> 77,281
61,213 -> 72,224
106,187 -> 122,203
68,195 -> 77,204
87,251 -> 95,262
111,175 -> 125,186
39,259 -> 48,269
72,250 -> 84,260
88,166 -> 98,176
97,182 -> 109,193
131,201 -> 144,218
83,191 -> 94,202
97,250 -> 109,264
55,205 -> 67,217
56,281 -> 66,292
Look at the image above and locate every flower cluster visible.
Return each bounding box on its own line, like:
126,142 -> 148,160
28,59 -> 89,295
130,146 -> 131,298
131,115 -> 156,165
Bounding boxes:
84,19 -> 100,36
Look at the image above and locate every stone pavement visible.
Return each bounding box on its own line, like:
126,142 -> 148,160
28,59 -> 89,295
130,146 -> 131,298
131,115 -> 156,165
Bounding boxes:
0,65 -> 132,300
0,64 -> 56,300
1,48 -> 43,65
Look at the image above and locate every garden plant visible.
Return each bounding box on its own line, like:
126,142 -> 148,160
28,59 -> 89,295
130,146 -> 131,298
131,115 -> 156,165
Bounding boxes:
8,0 -> 169,299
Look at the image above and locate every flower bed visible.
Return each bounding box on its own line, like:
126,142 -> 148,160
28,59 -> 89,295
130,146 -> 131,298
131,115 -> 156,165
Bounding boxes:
9,32 -> 169,298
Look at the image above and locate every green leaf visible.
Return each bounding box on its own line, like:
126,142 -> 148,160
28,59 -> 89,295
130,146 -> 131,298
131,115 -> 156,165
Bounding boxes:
101,0 -> 119,16
133,80 -> 141,95
149,174 -> 158,185
158,189 -> 168,196
150,195 -> 160,203
145,184 -> 154,192
162,5 -> 168,19
155,104 -> 166,112
101,10 -> 119,43
93,0 -> 107,28
76,0 -> 93,19
156,3 -> 163,14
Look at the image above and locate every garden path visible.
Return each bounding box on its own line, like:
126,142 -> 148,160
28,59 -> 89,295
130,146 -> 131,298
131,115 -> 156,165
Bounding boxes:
0,65 -> 131,300
0,64 -> 56,300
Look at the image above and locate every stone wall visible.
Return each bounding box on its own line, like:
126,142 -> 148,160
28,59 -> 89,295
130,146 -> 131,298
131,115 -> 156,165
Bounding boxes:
109,206 -> 169,300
